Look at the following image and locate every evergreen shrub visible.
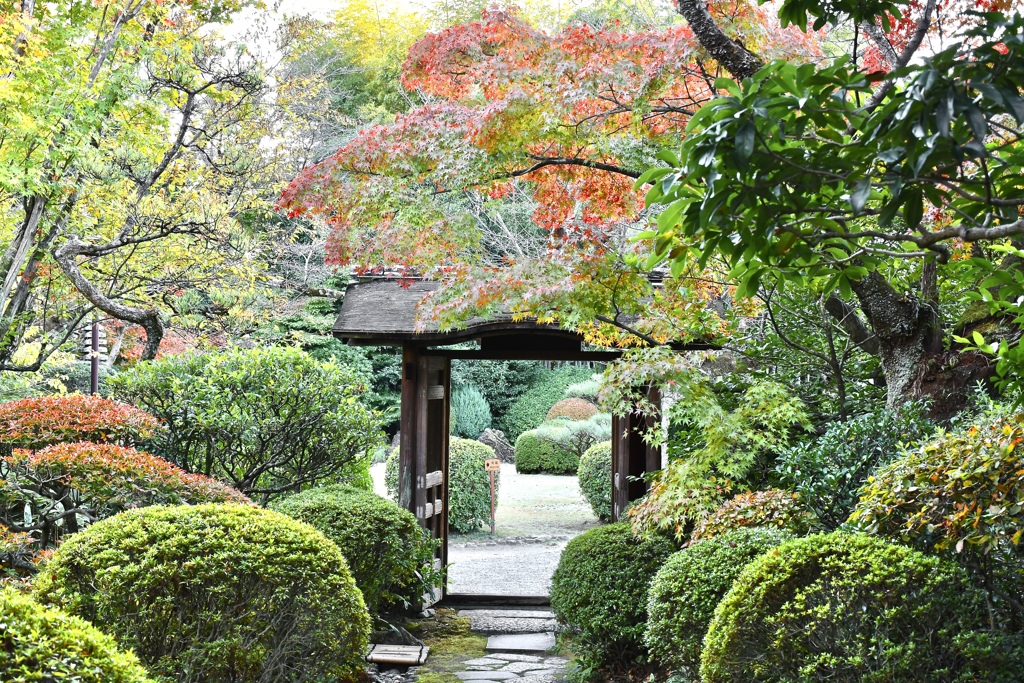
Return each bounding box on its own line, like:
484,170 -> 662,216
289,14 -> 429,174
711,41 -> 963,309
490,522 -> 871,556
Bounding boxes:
701,533 -> 1015,682
851,412 -> 1024,628
271,484 -> 440,613
546,397 -> 599,421
36,503 -> 371,683
550,522 -> 675,667
0,394 -> 161,449
385,437 -> 499,533
645,527 -> 793,676
0,588 -> 153,683
451,386 -> 492,439
577,440 -> 612,520
691,489 -> 814,542
514,430 -> 578,474
501,366 -> 593,440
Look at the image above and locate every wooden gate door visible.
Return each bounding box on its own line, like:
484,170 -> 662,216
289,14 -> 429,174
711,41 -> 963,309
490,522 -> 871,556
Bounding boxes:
611,385 -> 661,522
398,345 -> 449,606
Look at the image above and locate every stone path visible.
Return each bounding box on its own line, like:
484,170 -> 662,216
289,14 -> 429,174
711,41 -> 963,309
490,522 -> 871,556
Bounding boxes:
453,609 -> 567,683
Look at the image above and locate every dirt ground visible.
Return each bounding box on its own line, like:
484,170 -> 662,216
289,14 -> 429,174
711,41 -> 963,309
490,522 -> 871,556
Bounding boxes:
370,462 -> 600,596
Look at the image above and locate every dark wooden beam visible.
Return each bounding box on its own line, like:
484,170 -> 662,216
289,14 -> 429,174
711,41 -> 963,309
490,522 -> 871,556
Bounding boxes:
422,349 -> 623,361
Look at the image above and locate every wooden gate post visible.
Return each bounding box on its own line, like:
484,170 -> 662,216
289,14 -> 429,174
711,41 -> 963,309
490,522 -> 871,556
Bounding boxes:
611,385 -> 662,522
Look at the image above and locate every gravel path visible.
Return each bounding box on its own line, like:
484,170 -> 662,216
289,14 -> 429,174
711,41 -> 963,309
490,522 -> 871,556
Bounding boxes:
370,461 -> 600,596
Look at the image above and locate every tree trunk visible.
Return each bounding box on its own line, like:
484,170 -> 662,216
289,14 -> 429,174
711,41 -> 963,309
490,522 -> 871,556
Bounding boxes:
849,272 -> 990,419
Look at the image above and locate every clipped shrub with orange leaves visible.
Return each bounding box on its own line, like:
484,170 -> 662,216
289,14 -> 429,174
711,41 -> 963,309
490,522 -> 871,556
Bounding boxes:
0,395 -> 161,449
0,442 -> 248,548
546,397 -> 599,421
691,489 -> 814,542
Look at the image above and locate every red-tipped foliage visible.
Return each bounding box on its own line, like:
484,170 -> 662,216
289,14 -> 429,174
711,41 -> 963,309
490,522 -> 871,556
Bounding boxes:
0,395 -> 162,449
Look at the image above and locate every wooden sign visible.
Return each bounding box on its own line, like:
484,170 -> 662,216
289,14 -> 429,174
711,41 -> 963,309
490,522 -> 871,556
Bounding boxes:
485,458 -> 501,472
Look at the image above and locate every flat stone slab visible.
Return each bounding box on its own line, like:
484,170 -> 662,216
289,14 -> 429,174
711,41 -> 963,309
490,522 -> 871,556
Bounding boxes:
469,616 -> 559,635
487,653 -> 544,663
486,633 -> 556,654
500,662 -> 551,674
459,609 -> 556,619
518,674 -> 561,683
456,672 -> 518,681
463,658 -> 507,667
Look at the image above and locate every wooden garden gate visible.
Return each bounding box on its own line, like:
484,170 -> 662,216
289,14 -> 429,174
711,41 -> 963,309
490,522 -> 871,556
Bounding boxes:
332,279 -> 712,602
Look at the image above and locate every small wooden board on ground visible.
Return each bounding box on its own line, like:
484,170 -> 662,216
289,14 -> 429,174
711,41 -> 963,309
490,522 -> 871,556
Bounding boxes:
366,644 -> 430,666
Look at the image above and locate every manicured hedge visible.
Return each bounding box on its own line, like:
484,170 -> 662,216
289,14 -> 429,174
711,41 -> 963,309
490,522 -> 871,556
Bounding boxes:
577,440 -> 611,520
0,588 -> 154,683
36,503 -> 371,682
851,412 -> 1024,628
501,366 -> 593,440
691,489 -> 814,542
645,527 -> 793,676
271,484 -> 439,613
701,533 -> 1013,682
550,522 -> 675,667
546,397 -> 599,421
514,430 -> 579,474
0,395 -> 161,449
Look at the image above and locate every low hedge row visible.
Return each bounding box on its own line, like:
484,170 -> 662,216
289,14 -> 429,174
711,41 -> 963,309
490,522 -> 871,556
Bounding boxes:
577,441 -> 611,520
514,430 -> 579,474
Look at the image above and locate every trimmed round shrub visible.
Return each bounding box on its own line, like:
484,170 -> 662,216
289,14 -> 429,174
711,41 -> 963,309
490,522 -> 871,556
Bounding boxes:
384,437 -> 499,534
0,443 -> 248,548
546,397 -> 599,421
0,588 -> 153,683
700,533 -> 1008,683
0,394 -> 161,449
514,430 -> 579,474
551,522 -> 675,666
501,365 -> 594,440
35,504 -> 371,682
691,488 -> 814,542
645,527 -> 793,676
578,440 -> 612,520
449,438 -> 499,533
271,484 -> 439,613
451,386 -> 492,439
852,412 -> 1024,628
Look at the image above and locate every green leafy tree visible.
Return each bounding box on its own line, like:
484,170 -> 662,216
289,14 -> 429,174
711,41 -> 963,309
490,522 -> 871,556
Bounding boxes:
109,346 -> 382,502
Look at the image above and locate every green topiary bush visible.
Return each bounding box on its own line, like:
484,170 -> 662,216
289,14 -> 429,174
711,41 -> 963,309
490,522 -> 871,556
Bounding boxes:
577,441 -> 612,520
851,412 -> 1024,629
551,522 -> 675,667
448,438 -> 499,533
701,533 -> 1013,683
546,397 -> 599,421
691,489 -> 814,542
451,386 -> 492,439
384,437 -> 499,534
0,588 -> 154,683
271,485 -> 440,614
501,365 -> 594,441
645,527 -> 793,677
514,430 -> 579,474
35,503 -> 371,683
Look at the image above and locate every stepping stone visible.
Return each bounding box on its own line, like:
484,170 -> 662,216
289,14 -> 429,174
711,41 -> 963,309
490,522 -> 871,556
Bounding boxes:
488,653 -> 544,663
463,658 -> 507,667
486,633 -> 556,654
456,672 -> 518,681
501,661 -> 550,674
518,673 -> 561,683
469,615 -> 558,635
459,609 -> 556,620
365,644 -> 430,665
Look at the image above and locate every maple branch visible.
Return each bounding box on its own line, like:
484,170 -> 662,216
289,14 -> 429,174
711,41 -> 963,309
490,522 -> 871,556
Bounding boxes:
823,294 -> 880,355
516,155 -> 642,179
674,0 -> 764,81
862,0 -> 937,110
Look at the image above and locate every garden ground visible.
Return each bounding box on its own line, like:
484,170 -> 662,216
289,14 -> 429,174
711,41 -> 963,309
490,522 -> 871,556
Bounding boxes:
372,462 -> 599,596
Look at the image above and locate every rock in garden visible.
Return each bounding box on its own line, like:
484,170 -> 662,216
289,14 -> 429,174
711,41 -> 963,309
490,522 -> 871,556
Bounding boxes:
478,429 -> 514,463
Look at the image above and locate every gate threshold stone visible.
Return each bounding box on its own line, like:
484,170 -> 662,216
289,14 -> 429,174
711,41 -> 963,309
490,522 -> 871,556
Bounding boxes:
485,633 -> 556,654
468,615 -> 558,635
